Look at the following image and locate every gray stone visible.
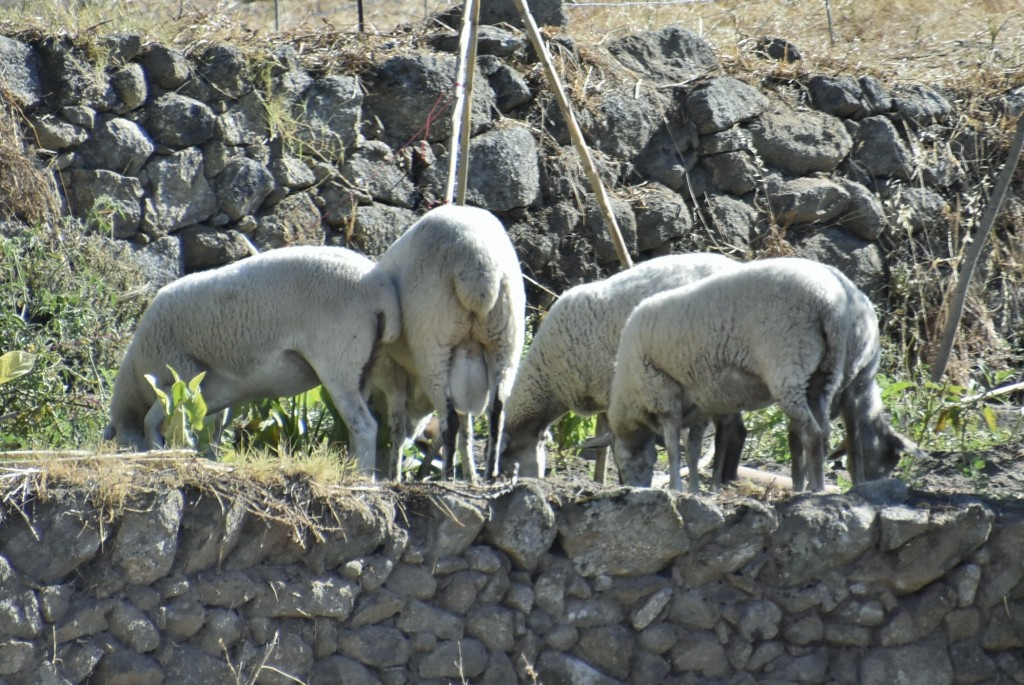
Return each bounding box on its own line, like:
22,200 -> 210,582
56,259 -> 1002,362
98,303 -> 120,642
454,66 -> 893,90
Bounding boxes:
698,193 -> 760,249
62,105 -> 96,128
763,495 -> 878,587
559,488 -> 690,576
670,630 -> 729,678
808,74 -> 872,118
349,589 -> 405,628
824,621 -> 873,647
192,570 -> 261,608
477,0 -> 566,28
608,27 -> 717,84
504,582 -> 535,613
111,490 -> 184,585
878,504 -> 931,551
54,600 -> 107,643
633,118 -> 699,192
886,186 -> 948,234
766,649 -> 829,682
632,183 -> 691,251
674,499 -> 776,586
142,42 -> 190,89
1,497 -> 108,584
879,582 -> 956,646
29,114 -> 88,150
64,168 -> 143,238
179,227 -> 254,272
108,601 -> 160,653
0,36 -> 43,108
467,606 -> 518,652
485,483 -> 558,571
161,643 -> 236,684
253,191 -> 323,249
581,194 -> 637,265
834,177 -> 886,240
891,83 -> 952,125
0,638 -> 35,676
582,87 -> 666,161
196,608 -> 243,656
768,176 -> 852,225
702,150 -> 761,196
247,574 -> 358,620
546,622 -> 579,651
143,147 -> 218,233
536,650 -> 621,685
396,601 -> 463,640
749,106 -> 853,174
565,597 -> 623,628
384,563 -> 439,600
155,595 -> 207,641
196,43 -> 250,100
417,638 -> 487,679
574,625 -> 633,679
754,36 -> 802,62
851,115 -> 914,179
309,656 -> 381,685
94,645 -> 163,685
108,62 -> 147,114
797,227 -> 887,301
479,54 -> 533,112
852,502 -> 993,595
175,496 -> 247,575
217,91 -> 269,145
74,116 -> 154,175
258,632 -> 313,685
860,637 -> 954,685
632,587 -> 673,631
216,157 -> 275,220
339,626 -> 412,668
270,155 -> 316,191
949,641 -> 997,683
367,54 -> 492,146
732,600 -> 783,641
294,75 -> 363,161
147,93 -> 216,147
638,623 -> 677,655
784,613 -> 824,645
687,76 -> 770,135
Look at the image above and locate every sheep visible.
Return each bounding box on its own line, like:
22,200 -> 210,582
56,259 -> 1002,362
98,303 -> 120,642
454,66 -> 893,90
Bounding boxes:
103,246 -> 401,476
499,253 -> 747,487
608,256 -> 923,493
372,203 -> 526,481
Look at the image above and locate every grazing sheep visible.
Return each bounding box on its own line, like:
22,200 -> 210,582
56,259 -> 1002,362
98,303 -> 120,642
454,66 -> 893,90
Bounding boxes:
500,253 -> 747,486
373,204 -> 526,481
103,246 -> 401,475
609,257 -> 922,492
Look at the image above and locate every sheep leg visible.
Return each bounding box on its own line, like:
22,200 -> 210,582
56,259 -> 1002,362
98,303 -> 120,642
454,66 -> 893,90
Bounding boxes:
684,420 -> 708,493
663,421 -> 683,492
712,413 -> 746,487
441,403 -> 459,480
143,400 -> 168,450
458,412 -> 477,483
484,398 -> 504,480
788,426 -> 806,492
593,413 -> 610,485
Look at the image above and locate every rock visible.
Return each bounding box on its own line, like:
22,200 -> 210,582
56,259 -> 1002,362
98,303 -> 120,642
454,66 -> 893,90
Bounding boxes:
217,91 -> 269,145
808,74 -> 873,119
797,227 -> 887,300
834,177 -> 887,240
28,113 -> 87,150
479,54 -> 533,112
294,75 -> 363,162
574,625 -> 634,679
890,83 -> 953,125
754,36 -> 802,62
216,157 -> 275,220
878,504 -> 930,551
687,76 -> 770,135
559,488 -> 691,576
340,140 -> 417,208
676,500 -> 776,586
367,54 -> 493,146
54,599 -> 107,643
143,147 -> 218,233
74,116 -> 154,175
270,155 -> 316,191
632,183 -> 691,251
339,625 -> 411,668
384,563 -> 438,600
147,93 -> 216,147
536,650 -> 622,685
154,595 -> 207,641
37,38 -> 106,110
175,496 -> 247,575
247,573 -> 359,620
581,194 -> 637,264
702,149 -> 761,195
344,203 -> 419,257
195,44 -> 250,101
763,495 -> 878,587
633,115 -> 699,191
670,630 -> 730,678
485,483 -> 558,571
608,27 -> 717,84
253,191 -> 323,249
0,638 -> 35,676
110,490 -> 184,585
467,605 -> 518,652
179,226 -> 254,272
161,643 -> 236,684
1,497 -> 108,584
0,36 -> 43,108
885,186 -> 948,234
309,656 -> 380,685
477,0 -> 567,28
107,601 -> 160,653
632,587 -> 673,631
749,106 -> 853,174
141,42 -> 191,89
417,638 -> 488,679
94,646 -> 164,684
698,193 -> 761,249
860,636 -> 954,685
108,62 -> 148,114
850,115 -> 914,179
768,176 -> 852,225
396,600 -> 463,640
259,632 -> 314,685
63,168 -> 143,238
581,87 -> 666,161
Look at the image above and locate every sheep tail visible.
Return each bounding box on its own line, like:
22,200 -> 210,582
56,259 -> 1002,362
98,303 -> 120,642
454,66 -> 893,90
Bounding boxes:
452,264 -> 502,317
375,275 -> 403,345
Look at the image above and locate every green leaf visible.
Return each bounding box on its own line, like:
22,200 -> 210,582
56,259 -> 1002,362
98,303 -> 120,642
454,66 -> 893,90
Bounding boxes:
982,406 -> 999,433
145,374 -> 172,415
0,351 -> 36,384
188,370 -> 206,394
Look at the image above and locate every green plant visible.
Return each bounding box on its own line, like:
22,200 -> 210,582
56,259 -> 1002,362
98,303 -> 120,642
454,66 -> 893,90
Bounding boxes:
550,411 -> 597,450
144,366 -> 219,451
231,385 -> 351,456
0,351 -> 35,386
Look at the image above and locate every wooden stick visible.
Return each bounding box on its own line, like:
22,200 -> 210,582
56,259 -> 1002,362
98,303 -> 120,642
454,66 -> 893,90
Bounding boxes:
931,115 -> 1024,382
509,0 -> 634,269
445,0 -> 482,204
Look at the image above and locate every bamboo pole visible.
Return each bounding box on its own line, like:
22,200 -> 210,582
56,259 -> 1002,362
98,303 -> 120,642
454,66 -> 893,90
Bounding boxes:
509,0 -> 634,269
930,115 -> 1024,382
445,0 -> 482,204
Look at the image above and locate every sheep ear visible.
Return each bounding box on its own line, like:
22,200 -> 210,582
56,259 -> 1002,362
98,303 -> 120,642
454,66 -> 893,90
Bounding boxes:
578,432 -> 612,450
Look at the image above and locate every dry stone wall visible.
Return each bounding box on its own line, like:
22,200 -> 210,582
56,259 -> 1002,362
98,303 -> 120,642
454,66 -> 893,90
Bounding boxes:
2,22 -> 1021,322
0,478 -> 1023,684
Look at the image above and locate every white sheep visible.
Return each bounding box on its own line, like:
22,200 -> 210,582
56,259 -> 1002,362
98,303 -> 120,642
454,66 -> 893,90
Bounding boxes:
103,246 -> 401,475
608,256 -> 923,492
500,253 -> 748,486
373,204 -> 526,481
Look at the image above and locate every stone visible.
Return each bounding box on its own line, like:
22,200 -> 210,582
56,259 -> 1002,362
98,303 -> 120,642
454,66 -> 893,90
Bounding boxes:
416,638 -> 487,679
154,595 -> 207,641
294,75 -> 363,162
384,563 -> 438,600
270,155 -> 316,191
217,91 -> 269,145
702,150 -> 761,196
63,168 -> 143,238
147,93 -> 217,147
339,203 -> 418,257
111,490 -> 184,586
0,638 -> 35,676
477,0 -> 567,28
192,570 -> 262,608
196,43 -> 250,100
749,106 -> 853,174
808,74 -> 872,118
94,646 -> 163,684
698,193 -> 761,249
754,36 -> 802,62
851,115 -> 914,179
339,626 -> 412,668
253,191 -> 323,249
396,601 -> 463,640
54,600 -> 107,643
732,600 -> 783,641
259,632 -> 314,685
485,483 -> 558,571
581,87 -> 666,161
479,54 -> 533,112
608,27 -> 717,84
179,227 -> 254,272
108,62 -> 148,114
558,488 -> 690,576
309,656 -> 379,685
175,496 -> 247,575
536,650 -> 622,685
581,194 -> 637,265
565,597 -> 624,628
767,176 -> 852,225
886,186 -> 949,234
28,114 -> 88,150
143,147 -> 218,233
161,643 -> 236,684
196,608 -> 243,656
1,496 -> 108,584
860,636 -> 954,685
632,182 -> 691,251
834,177 -> 887,240
878,504 -> 931,551
891,83 -> 953,125
670,630 -> 730,678
74,116 -> 154,175
216,157 -> 275,221
784,613 -> 824,646
107,601 -> 160,653
141,42 -> 191,89
674,500 -> 776,586
0,36 -> 43,108
632,587 -> 673,631
687,76 -> 770,135
763,495 -> 878,587
574,625 -> 634,679
467,605 -> 518,652
247,574 -> 358,620
797,227 -> 888,301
